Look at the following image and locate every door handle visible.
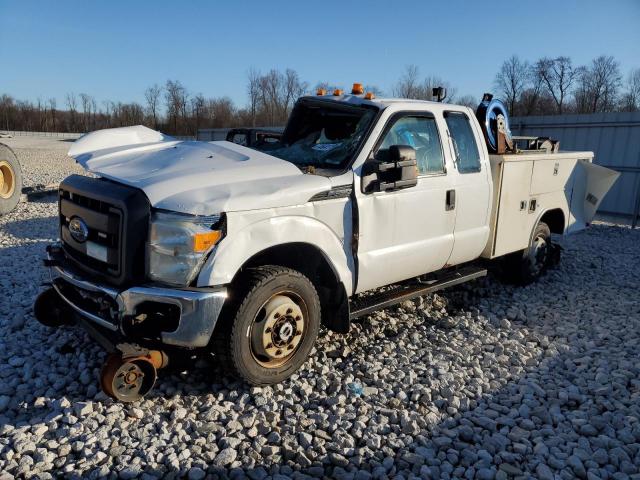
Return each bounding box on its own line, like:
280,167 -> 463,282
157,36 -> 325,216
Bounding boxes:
446,189 -> 456,211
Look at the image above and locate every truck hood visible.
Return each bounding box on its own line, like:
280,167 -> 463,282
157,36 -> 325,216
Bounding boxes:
68,126 -> 333,215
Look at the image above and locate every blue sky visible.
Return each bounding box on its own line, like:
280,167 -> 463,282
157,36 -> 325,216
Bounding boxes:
1,0 -> 639,109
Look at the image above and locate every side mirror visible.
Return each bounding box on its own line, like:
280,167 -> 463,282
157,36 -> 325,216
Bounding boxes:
362,145 -> 418,193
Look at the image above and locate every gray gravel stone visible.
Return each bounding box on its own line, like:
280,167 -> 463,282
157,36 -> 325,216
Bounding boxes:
188,467 -> 206,480
214,447 -> 237,466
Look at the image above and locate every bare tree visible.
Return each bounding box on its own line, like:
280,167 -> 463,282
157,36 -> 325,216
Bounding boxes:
494,55 -> 530,115
207,97 -> 236,128
144,84 -> 163,129
423,75 -> 457,102
393,66 -> 457,102
48,97 -> 57,131
619,68 -> 640,112
0,94 -> 14,131
259,70 -> 281,125
79,93 -> 94,131
165,80 -> 188,134
250,68 -> 306,126
535,57 -> 581,114
393,65 -> 425,99
457,95 -> 478,109
518,64 -> 548,116
247,68 -> 262,127
66,93 -> 78,131
575,55 -> 622,113
191,94 -> 206,134
91,97 -> 98,130
102,100 -> 113,128
283,68 -> 307,118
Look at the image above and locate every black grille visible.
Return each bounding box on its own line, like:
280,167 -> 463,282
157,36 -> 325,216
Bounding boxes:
59,175 -> 150,287
60,189 -> 122,274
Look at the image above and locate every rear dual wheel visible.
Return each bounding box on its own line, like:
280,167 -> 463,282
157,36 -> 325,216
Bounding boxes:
214,266 -> 320,385
503,221 -> 553,285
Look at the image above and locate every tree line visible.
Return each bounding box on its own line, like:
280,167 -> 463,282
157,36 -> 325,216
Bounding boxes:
494,55 -> 640,116
0,69 -> 309,136
1,56 -> 638,135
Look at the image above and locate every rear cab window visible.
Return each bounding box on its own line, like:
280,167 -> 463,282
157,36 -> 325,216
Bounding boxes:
444,111 -> 481,173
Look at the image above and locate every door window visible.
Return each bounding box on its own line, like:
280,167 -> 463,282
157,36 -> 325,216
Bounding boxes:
378,115 -> 445,175
444,112 -> 481,173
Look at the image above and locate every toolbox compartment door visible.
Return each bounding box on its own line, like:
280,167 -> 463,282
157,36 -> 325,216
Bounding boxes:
568,160 -> 620,231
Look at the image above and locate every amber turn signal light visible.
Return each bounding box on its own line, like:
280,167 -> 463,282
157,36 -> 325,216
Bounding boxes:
352,83 -> 364,94
193,231 -> 222,252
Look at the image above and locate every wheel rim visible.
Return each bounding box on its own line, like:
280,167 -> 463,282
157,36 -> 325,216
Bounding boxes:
101,355 -> 156,402
249,292 -> 307,369
528,234 -> 548,276
0,160 -> 15,199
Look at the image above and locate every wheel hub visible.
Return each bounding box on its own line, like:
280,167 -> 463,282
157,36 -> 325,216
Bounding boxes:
124,370 -> 140,385
277,322 -> 294,343
0,160 -> 15,199
100,354 -> 157,403
251,294 -> 305,366
528,235 -> 548,274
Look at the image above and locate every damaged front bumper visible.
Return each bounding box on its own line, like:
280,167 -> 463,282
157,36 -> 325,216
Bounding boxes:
45,244 -> 226,349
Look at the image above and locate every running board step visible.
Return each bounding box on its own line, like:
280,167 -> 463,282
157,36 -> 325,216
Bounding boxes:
349,266 -> 487,320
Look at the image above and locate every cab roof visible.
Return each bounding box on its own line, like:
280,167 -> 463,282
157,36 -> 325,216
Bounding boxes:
299,94 -> 464,111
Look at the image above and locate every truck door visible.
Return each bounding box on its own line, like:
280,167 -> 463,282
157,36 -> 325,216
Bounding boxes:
443,111 -> 492,265
355,112 -> 456,293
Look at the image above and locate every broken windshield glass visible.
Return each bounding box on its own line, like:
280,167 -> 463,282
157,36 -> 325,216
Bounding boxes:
265,100 -> 377,169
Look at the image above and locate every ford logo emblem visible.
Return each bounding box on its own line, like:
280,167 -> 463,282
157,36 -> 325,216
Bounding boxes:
69,217 -> 89,243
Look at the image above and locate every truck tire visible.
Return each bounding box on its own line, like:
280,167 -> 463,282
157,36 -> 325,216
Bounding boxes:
213,265 -> 321,385
0,143 -> 22,215
503,221 -> 552,285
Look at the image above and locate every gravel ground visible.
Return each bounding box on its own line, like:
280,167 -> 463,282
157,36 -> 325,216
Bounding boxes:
1,147 -> 639,479
1,136 -> 85,188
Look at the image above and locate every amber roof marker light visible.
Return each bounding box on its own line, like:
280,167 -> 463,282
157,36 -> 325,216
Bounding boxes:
364,92 -> 375,100
333,89 -> 344,96
351,83 -> 364,95
316,88 -> 326,96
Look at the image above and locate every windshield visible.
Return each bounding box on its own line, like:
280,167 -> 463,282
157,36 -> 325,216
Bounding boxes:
263,100 -> 377,169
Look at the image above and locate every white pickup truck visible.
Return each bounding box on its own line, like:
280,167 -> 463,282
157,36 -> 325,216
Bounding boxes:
34,88 -> 618,401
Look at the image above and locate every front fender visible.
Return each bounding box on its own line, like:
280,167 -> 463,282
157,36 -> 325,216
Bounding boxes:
197,214 -> 353,293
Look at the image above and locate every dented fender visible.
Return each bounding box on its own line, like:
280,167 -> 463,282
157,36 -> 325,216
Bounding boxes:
197,211 -> 353,293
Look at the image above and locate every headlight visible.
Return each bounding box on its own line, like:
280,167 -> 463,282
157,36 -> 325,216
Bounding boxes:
147,210 -> 224,286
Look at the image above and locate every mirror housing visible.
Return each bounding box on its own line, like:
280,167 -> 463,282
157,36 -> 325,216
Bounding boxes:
362,145 -> 418,193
